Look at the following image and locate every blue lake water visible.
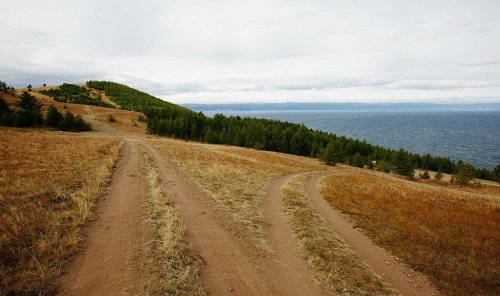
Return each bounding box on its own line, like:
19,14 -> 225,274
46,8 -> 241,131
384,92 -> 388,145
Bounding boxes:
203,110 -> 500,169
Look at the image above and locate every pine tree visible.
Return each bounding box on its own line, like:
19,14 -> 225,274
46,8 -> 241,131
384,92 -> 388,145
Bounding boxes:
45,105 -> 62,127
16,91 -> 43,112
451,162 -> 475,185
59,111 -> 75,131
434,169 -> 444,181
351,152 -> 365,168
393,149 -> 415,177
73,115 -> 92,131
15,91 -> 43,126
493,164 -> 500,184
321,141 -> 343,165
0,96 -> 12,126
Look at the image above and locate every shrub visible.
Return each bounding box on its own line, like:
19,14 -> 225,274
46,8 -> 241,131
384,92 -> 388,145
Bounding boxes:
434,170 -> 444,181
419,170 -> 431,179
107,114 -> 116,122
376,160 -> 393,173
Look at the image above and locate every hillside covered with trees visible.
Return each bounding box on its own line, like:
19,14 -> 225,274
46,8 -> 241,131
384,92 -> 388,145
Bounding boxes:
0,81 -> 92,132
41,83 -> 114,108
84,81 -> 499,182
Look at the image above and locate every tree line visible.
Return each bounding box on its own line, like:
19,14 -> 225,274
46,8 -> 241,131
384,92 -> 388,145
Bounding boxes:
86,81 -> 499,182
0,81 -> 91,132
40,83 -> 114,108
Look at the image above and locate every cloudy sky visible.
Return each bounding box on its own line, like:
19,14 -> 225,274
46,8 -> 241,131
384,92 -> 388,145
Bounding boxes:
1,0 -> 499,104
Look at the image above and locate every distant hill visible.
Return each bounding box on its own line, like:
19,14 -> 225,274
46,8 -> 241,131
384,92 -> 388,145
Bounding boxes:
182,102 -> 500,112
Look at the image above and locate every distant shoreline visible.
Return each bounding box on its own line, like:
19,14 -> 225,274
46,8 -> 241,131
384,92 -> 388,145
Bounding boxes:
182,102 -> 500,112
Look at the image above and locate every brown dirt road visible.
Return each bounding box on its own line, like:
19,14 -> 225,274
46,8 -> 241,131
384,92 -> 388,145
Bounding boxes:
59,140 -> 152,295
304,173 -> 440,296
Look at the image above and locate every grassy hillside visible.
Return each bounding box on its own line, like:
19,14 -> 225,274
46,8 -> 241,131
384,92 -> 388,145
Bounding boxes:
82,81 -> 498,181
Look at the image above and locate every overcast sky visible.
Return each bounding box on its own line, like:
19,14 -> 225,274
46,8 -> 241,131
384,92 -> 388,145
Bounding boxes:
1,0 -> 499,104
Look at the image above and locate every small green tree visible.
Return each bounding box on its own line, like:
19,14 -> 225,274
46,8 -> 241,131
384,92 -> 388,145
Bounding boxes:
59,111 -> 75,131
27,84 -> 32,91
320,141 -> 343,165
376,160 -> 393,173
492,164 -> 500,184
393,149 -> 415,177
419,170 -> 431,179
451,162 -> 475,185
351,152 -> 365,168
73,115 -> 92,131
434,169 -> 444,181
15,91 -> 43,126
0,96 -> 13,126
16,91 -> 43,112
45,105 -> 62,127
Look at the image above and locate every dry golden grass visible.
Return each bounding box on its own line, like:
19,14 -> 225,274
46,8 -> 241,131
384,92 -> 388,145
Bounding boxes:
0,127 -> 122,294
281,174 -> 394,295
413,176 -> 500,197
147,137 -> 325,250
320,171 -> 500,296
139,148 -> 206,296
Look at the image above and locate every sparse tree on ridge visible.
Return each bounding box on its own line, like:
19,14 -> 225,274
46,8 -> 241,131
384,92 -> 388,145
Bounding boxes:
27,84 -> 32,91
419,170 -> 431,179
434,169 -> 444,180
451,161 -> 475,185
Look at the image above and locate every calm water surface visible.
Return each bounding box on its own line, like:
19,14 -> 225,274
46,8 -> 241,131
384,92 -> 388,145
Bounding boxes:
203,110 -> 500,169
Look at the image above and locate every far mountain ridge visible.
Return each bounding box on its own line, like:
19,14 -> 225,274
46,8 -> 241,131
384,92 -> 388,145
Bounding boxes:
182,102 -> 500,112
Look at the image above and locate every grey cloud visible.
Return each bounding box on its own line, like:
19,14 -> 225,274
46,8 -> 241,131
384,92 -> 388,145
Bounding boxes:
1,0 -> 500,103
462,61 -> 500,67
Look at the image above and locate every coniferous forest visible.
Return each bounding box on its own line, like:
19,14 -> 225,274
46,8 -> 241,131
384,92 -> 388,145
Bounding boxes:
86,81 -> 499,181
40,83 -> 115,108
0,82 -> 92,132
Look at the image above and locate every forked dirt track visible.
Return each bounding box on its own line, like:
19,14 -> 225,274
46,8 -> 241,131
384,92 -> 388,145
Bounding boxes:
139,143 -> 328,295
304,172 -> 439,296
60,115 -> 439,295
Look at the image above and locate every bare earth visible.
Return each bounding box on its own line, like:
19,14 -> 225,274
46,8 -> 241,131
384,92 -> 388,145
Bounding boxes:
58,111 -> 440,296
